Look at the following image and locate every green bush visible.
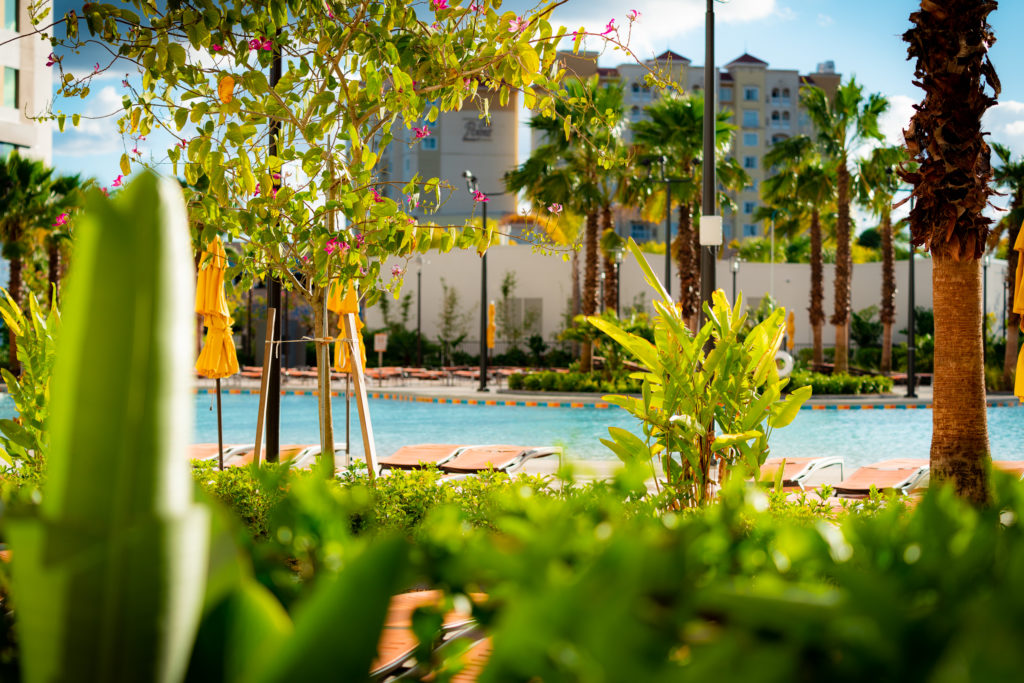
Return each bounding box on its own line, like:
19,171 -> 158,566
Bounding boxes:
504,370 -> 641,394
788,370 -> 894,394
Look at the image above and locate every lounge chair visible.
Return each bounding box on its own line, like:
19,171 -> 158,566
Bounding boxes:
219,443 -> 319,469
834,458 -> 929,499
378,444 -> 468,471
188,443 -> 247,462
438,445 -> 562,474
994,461 -> 1024,479
759,456 -> 845,492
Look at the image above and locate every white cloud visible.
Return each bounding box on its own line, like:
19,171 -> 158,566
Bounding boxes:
817,13 -> 834,27
51,85 -> 126,159
984,100 -> 1024,150
879,93 -> 916,146
775,6 -> 798,21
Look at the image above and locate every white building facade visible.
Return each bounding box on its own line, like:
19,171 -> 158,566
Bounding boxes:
0,0 -> 52,162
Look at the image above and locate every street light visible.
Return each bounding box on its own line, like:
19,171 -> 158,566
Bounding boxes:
699,0 -> 717,326
614,247 -> 624,317
415,254 -> 426,367
730,255 -> 741,303
463,169 -> 505,392
599,271 -> 606,313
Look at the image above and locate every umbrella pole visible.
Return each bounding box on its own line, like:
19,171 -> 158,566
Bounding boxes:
254,307 -> 277,467
345,374 -> 351,465
216,378 -> 224,470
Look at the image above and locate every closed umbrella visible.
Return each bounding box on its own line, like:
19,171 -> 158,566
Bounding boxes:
328,280 -> 365,456
487,301 -> 496,351
1014,226 -> 1024,399
195,237 -> 238,468
786,310 -> 795,352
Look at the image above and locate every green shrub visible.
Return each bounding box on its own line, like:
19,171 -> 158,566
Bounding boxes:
507,373 -> 524,390
788,370 -> 894,395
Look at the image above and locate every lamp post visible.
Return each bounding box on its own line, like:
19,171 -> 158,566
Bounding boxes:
699,0 -> 717,325
731,256 -> 740,303
599,271 -> 606,313
615,247 -> 623,317
661,156 -> 672,294
415,254 -> 424,367
265,35 -> 283,462
463,170 -> 503,392
983,252 -> 992,357
907,213 -> 917,399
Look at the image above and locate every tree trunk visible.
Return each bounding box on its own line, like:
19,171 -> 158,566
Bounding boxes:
931,255 -> 990,504
1003,221 -> 1020,389
601,204 -> 616,313
312,288 -> 336,475
831,160 -> 852,373
581,211 -> 599,372
570,248 -> 580,358
879,207 -> 896,375
808,209 -> 825,367
675,203 -> 698,325
7,255 -> 21,373
47,240 -> 62,307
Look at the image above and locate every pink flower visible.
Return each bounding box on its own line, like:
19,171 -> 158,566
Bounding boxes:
132,146 -> 141,156
626,10 -> 640,21
45,53 -> 56,67
254,186 -> 260,196
548,203 -> 562,214
53,212 -> 69,227
473,190 -> 489,203
431,0 -> 448,9
261,38 -> 273,51
328,11 -> 334,19
509,16 -> 527,33
100,187 -> 109,197
355,234 -> 365,247
112,175 -> 123,188
94,62 -> 100,72
272,172 -> 282,180
406,216 -> 416,224
211,43 -> 223,52
178,139 -> 188,148
248,38 -> 260,50
370,188 -> 384,203
121,78 -> 130,87
391,265 -> 402,277
413,125 -> 430,139
407,194 -> 419,208
325,238 -> 340,254
601,19 -> 615,35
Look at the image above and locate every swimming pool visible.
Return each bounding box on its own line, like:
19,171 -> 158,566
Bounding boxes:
189,393 -> 1022,470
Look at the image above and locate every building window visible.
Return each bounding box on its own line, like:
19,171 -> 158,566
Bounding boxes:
743,86 -> 759,102
782,87 -> 791,104
743,223 -> 758,237
745,181 -> 757,191
720,87 -> 733,102
630,222 -> 651,241
4,0 -> 16,32
743,155 -> 757,170
743,201 -> 756,215
770,111 -> 781,128
771,133 -> 789,144
742,109 -> 759,128
781,111 -> 791,129
742,132 -> 759,147
2,67 -> 17,109
421,137 -> 437,150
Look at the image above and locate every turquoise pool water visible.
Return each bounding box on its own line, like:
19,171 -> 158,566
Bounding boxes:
189,393 -> 1023,470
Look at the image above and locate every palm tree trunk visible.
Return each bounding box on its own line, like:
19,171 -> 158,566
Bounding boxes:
601,204 -> 616,313
831,161 -> 852,373
879,208 -> 896,374
581,210 -> 599,372
1003,221 -> 1020,388
48,241 -> 62,306
931,255 -> 990,503
675,204 -> 698,325
809,209 -> 825,367
570,248 -> 580,358
7,255 -> 21,373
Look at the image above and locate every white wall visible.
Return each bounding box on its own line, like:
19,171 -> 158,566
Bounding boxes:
366,245 -> 1011,350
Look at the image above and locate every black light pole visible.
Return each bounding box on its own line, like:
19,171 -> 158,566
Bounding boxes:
731,256 -> 740,302
698,0 -> 717,326
615,248 -> 623,317
464,170 -> 496,392
265,37 -> 283,462
416,255 -> 424,367
661,156 -> 672,296
983,252 -> 991,352
907,220 -> 917,399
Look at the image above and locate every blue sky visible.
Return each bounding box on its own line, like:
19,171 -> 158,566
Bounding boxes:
47,0 -> 1024,189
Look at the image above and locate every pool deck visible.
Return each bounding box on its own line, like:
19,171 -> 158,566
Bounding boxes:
193,376 -> 1021,410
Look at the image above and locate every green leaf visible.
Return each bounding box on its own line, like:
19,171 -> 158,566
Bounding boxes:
572,26 -> 584,54
119,153 -> 131,176
711,430 -> 762,452
768,385 -> 812,428
602,426 -> 650,464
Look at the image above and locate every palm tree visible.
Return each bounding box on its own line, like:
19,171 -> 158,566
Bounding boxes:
506,76 -> 624,370
41,174 -> 87,306
991,142 -> 1024,389
762,135 -> 835,365
0,152 -> 56,371
802,79 -> 888,373
899,0 -> 998,503
631,93 -> 747,322
857,145 -> 908,374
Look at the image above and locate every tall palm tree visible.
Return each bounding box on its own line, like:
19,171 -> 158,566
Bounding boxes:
899,0 -> 998,503
631,93 -> 747,321
0,152 -> 56,371
762,135 -> 835,365
991,142 -> 1024,389
857,145 -> 908,374
40,174 -> 86,306
506,76 -> 624,370
802,79 -> 888,373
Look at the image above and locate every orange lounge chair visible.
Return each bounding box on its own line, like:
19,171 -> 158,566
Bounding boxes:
834,458 -> 929,499
438,445 -> 562,474
378,444 -> 468,471
219,444 -> 318,469
188,443 -> 248,461
759,456 -> 844,492
994,461 -> 1024,479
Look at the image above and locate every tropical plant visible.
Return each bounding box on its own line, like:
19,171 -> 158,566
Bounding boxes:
0,290 -> 58,477
992,142 -> 1024,389
899,0 -> 998,503
588,240 -> 810,508
802,79 -> 888,373
630,92 -> 748,323
494,271 -> 539,349
857,145 -> 908,374
436,278 -> 471,367
761,135 -> 835,365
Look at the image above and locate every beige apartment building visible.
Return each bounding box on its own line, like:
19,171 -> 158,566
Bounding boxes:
0,0 -> 52,162
553,50 -> 840,244
381,91 -> 518,223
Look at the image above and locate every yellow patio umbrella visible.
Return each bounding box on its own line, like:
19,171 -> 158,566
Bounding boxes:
486,301 -> 496,350
195,237 -> 238,469
328,280 -> 366,373
786,310 -> 796,352
1013,225 -> 1024,399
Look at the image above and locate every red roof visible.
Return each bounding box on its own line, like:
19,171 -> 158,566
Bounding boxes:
597,67 -> 620,78
720,72 -> 734,82
726,53 -> 769,67
653,50 -> 690,63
